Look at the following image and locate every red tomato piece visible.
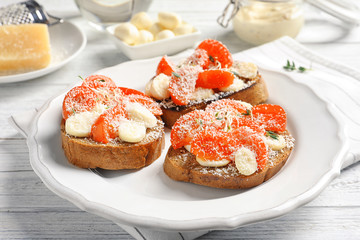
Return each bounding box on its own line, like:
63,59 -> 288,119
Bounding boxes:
118,87 -> 148,97
62,86 -> 99,120
126,94 -> 163,116
196,39 -> 233,68
191,128 -> 232,161
171,110 -> 213,149
90,103 -> 128,144
156,55 -> 175,76
252,104 -> 287,132
81,75 -> 117,90
168,67 -> 198,106
206,99 -> 248,115
196,69 -> 234,89
185,49 -> 210,69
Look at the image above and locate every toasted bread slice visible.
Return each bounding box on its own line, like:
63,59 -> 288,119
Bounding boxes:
160,74 -> 268,128
61,119 -> 165,170
163,130 -> 294,189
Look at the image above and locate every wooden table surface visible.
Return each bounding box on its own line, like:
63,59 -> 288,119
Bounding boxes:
1,0 -> 360,239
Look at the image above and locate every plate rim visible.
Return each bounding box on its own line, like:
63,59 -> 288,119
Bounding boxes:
26,57 -> 349,231
0,21 -> 86,84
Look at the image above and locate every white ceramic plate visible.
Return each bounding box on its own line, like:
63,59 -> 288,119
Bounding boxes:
106,24 -> 201,60
27,55 -> 349,231
0,21 -> 86,84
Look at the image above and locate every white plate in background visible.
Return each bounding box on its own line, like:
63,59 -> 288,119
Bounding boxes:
0,21 -> 86,84
26,55 -> 348,231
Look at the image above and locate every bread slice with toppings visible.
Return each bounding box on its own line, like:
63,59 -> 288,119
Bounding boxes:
164,131 -> 293,189
61,74 -> 165,170
61,118 -> 165,170
159,73 -> 268,128
163,99 -> 295,189
145,39 -> 269,128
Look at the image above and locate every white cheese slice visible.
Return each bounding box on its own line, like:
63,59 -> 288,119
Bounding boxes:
150,73 -> 171,100
196,156 -> 230,167
65,104 -> 107,137
219,78 -> 245,92
118,120 -> 146,143
234,147 -> 258,175
126,102 -> 157,128
231,62 -> 258,79
265,134 -> 286,151
190,87 -> 214,101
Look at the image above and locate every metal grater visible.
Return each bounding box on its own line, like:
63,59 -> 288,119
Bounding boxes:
0,0 -> 63,26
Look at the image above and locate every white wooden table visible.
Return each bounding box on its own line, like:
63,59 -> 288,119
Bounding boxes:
1,0 -> 360,239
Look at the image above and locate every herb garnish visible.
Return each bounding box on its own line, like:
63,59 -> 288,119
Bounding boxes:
172,72 -> 180,78
78,75 -> 84,80
283,59 -> 311,73
242,109 -> 251,116
266,130 -> 279,140
209,55 -> 215,63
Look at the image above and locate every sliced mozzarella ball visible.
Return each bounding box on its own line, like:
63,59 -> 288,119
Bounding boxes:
235,147 -> 258,176
150,73 -> 171,100
265,134 -> 286,151
196,156 -> 230,167
158,11 -> 182,29
231,62 -> 258,79
134,30 -> 154,45
190,87 -> 214,101
219,78 -> 245,92
126,102 -> 157,128
173,22 -> 194,35
148,22 -> 164,36
155,29 -> 175,41
114,22 -> 139,45
145,80 -> 153,96
65,111 -> 100,137
184,145 -> 191,152
130,12 -> 153,30
118,120 -> 146,143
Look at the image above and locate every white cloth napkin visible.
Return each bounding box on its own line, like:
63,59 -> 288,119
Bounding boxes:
9,37 -> 360,239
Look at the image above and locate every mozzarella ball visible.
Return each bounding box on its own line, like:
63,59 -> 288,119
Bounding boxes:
130,12 -> 153,30
114,22 -> 139,45
134,30 -> 154,45
155,29 -> 175,41
173,22 -> 194,35
158,11 -> 182,29
148,22 -> 164,36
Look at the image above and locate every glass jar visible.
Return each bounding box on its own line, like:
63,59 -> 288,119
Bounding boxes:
231,0 -> 304,45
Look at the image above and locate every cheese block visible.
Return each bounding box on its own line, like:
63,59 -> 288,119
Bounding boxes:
0,24 -> 51,74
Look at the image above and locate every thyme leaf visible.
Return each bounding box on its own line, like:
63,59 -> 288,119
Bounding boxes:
172,72 -> 180,78
283,59 -> 311,73
266,130 -> 279,140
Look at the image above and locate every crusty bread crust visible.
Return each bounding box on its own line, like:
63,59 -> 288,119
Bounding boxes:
163,131 -> 293,189
61,119 -> 165,170
161,74 -> 269,128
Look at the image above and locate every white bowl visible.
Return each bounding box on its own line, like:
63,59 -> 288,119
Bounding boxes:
106,24 -> 201,60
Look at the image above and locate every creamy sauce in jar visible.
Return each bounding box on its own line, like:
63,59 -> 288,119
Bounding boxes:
233,0 -> 304,45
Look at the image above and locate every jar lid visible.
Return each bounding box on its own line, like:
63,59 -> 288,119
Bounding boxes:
306,0 -> 360,25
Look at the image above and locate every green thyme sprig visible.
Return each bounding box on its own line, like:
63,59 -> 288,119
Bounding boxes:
266,130 -> 279,140
283,60 -> 311,73
172,72 -> 180,78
